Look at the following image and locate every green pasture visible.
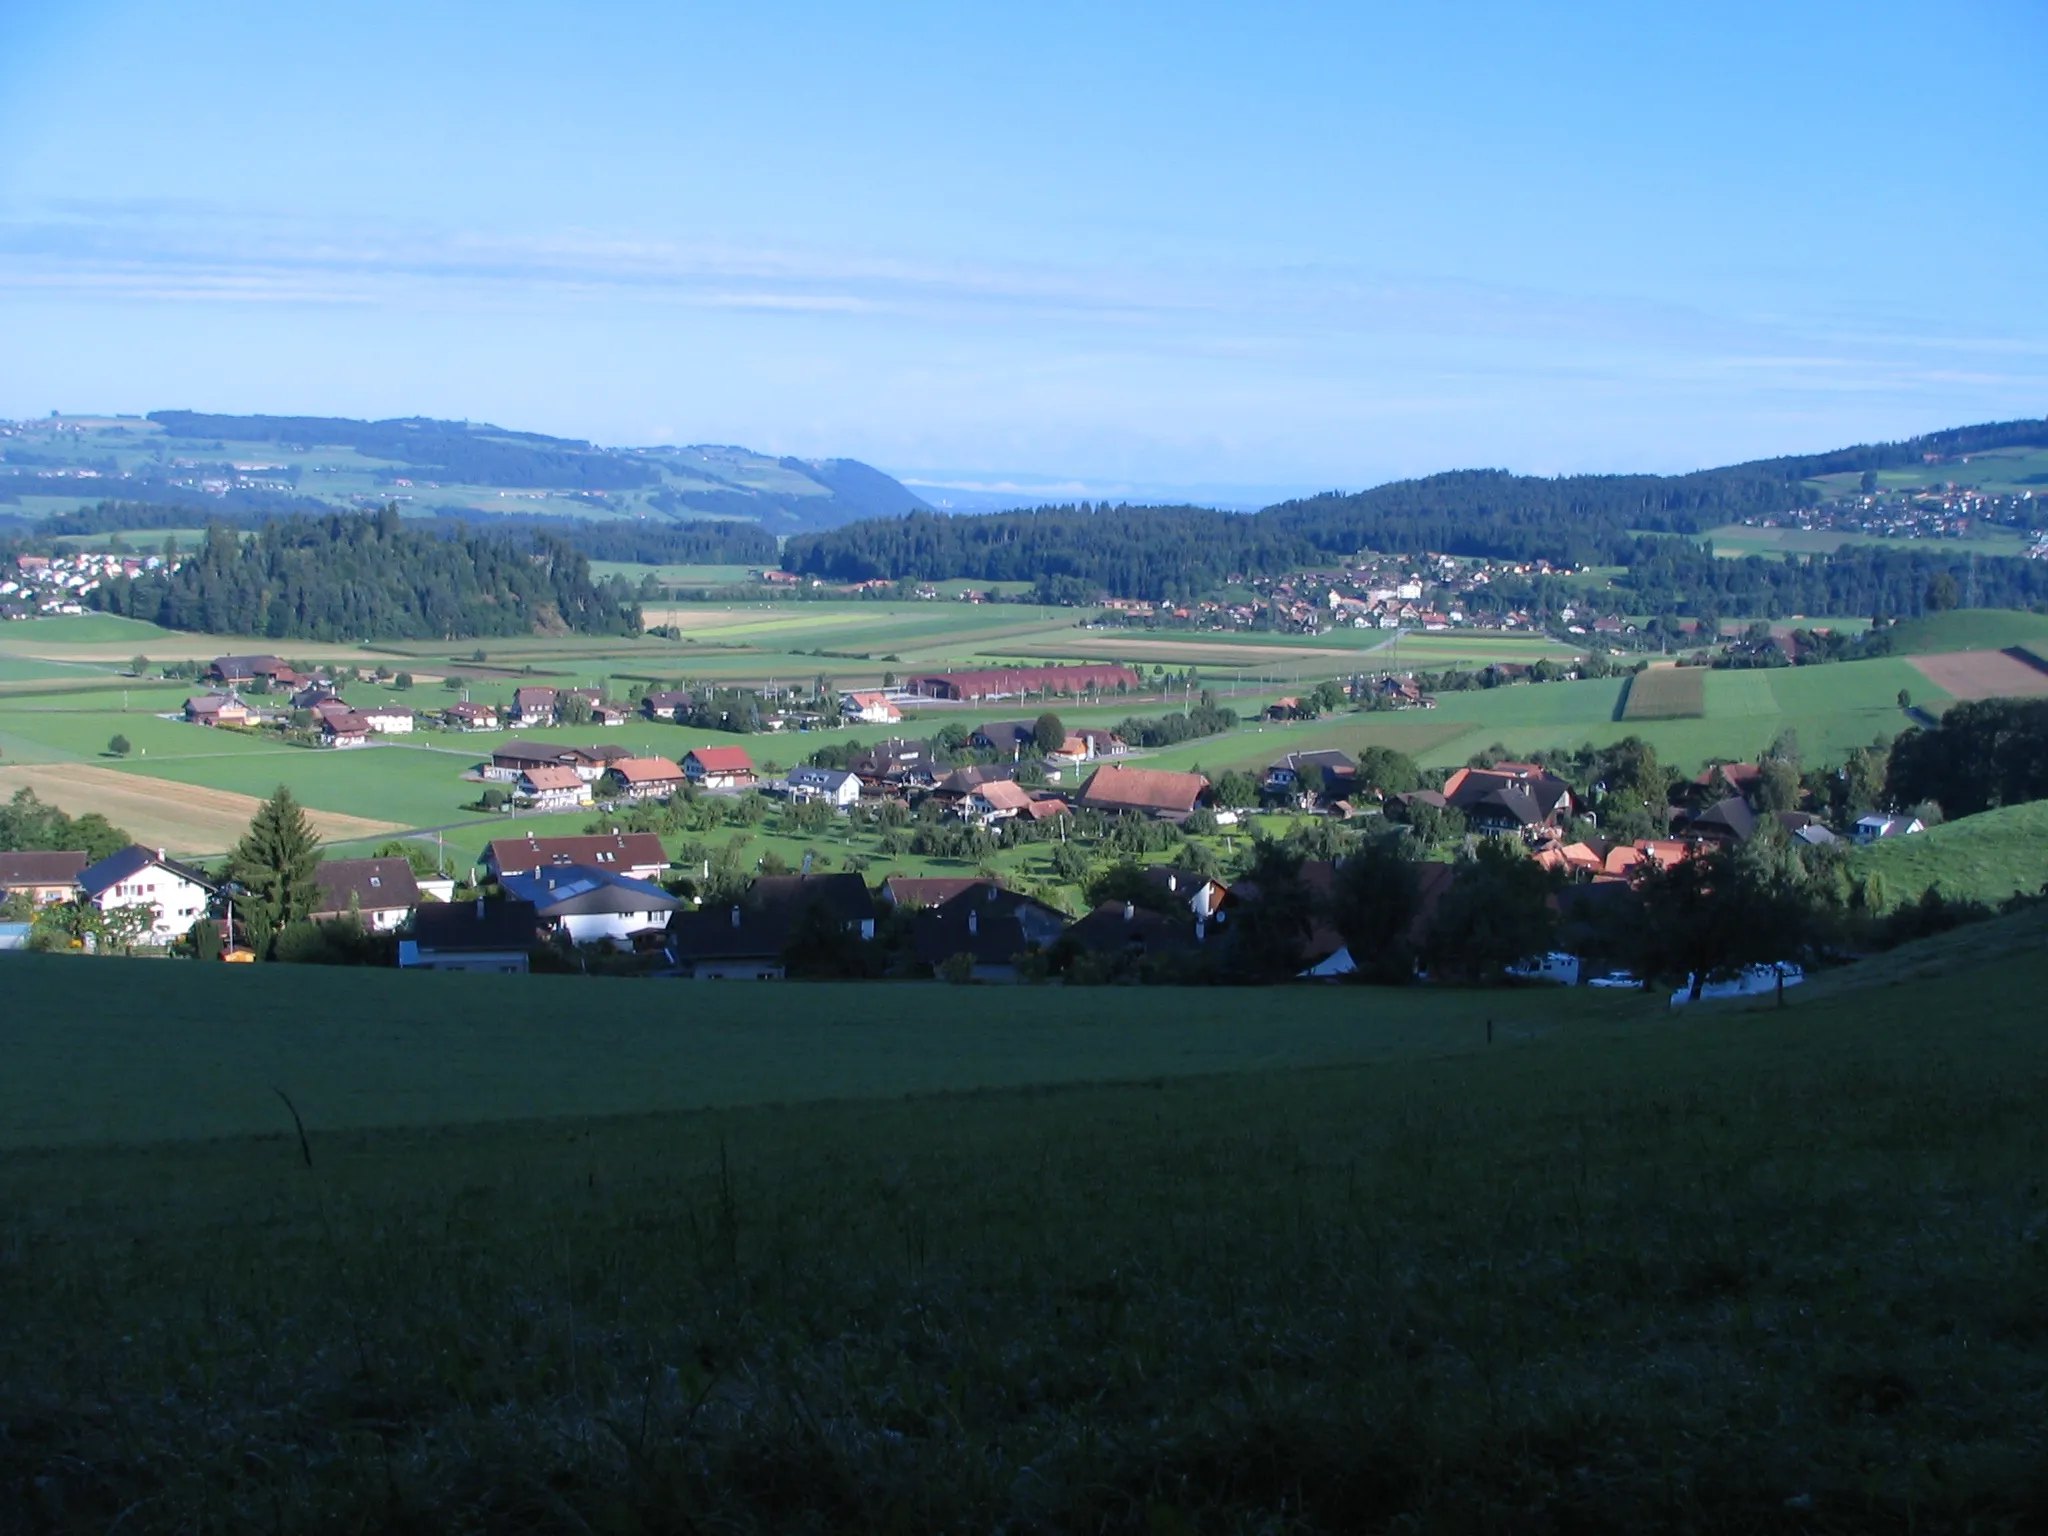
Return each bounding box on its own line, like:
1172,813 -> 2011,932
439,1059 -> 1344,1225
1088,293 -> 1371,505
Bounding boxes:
0,613 -> 178,646
1703,523 -> 2033,558
589,561 -> 761,585
1850,800 -> 2048,909
1884,608 -> 2048,655
3,926 -> 2046,1527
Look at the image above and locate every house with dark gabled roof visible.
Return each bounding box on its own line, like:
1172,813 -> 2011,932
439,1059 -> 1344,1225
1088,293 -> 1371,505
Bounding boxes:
666,872 -> 876,979
1440,765 -> 1575,834
311,857 -> 421,932
643,689 -> 695,721
499,866 -> 682,948
484,832 -> 668,882
79,845 -> 217,943
910,883 -> 1070,980
0,849 -> 87,906
400,897 -> 539,972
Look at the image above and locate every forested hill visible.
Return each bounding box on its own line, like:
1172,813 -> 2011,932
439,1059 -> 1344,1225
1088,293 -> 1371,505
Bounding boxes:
782,418 -> 2048,599
91,508 -> 643,640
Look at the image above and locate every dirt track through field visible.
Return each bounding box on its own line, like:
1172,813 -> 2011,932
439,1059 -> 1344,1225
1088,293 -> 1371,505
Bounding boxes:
0,764 -> 405,857
1908,648 -> 2048,702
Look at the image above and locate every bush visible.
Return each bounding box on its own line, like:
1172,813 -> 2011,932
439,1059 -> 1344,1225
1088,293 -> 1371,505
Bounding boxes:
938,952 -> 977,984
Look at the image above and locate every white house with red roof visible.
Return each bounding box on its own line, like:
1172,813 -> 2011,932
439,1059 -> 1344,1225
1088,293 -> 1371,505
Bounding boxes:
683,746 -> 757,790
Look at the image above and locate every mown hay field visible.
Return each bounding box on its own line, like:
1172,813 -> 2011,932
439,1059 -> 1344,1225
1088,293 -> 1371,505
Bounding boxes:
0,763 -> 404,856
1618,664 -> 1706,720
2,938 -> 2044,1529
1907,647 -> 2048,701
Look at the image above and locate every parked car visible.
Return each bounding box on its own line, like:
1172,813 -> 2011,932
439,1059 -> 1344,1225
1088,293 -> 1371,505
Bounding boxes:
1587,969 -> 1645,989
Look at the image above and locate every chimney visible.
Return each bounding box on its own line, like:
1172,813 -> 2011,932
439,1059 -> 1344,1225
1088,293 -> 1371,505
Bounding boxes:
1123,901 -> 1134,923
157,847 -> 166,862
475,895 -> 484,918
1195,917 -> 1206,944
730,905 -> 741,928
968,910 -> 979,936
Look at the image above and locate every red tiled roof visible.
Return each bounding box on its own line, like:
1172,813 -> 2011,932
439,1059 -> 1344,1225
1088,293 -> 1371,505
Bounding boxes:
613,755 -> 684,784
1077,764 -> 1209,815
520,765 -> 584,791
687,746 -> 755,772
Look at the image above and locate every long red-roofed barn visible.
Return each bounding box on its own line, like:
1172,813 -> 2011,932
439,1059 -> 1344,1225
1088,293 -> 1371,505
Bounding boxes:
904,663 -> 1140,701
1076,764 -> 1210,820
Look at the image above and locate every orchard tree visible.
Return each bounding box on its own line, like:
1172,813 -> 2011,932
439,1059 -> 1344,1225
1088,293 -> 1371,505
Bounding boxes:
1033,712 -> 1067,755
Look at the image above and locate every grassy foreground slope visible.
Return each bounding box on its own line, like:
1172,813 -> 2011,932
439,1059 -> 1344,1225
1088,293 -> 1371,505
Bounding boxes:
3,943 -> 2047,1529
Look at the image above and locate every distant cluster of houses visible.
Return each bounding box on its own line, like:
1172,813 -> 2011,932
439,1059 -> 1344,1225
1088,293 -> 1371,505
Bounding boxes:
0,548 -> 181,620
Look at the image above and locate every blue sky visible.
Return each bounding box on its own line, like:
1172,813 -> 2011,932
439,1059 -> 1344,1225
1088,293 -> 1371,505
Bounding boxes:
1,0 -> 2043,504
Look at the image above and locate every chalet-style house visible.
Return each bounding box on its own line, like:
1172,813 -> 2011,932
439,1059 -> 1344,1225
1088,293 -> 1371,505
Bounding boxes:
1440,764 -> 1575,835
484,832 -> 668,883
839,690 -> 902,725
1263,750 -> 1356,803
910,884 -> 1070,981
78,845 -> 216,943
1060,900 -> 1205,966
607,756 -> 686,802
682,746 -> 757,790
785,765 -> 862,807
0,850 -> 87,906
311,857 -> 422,931
1076,764 -> 1210,821
320,710 -> 371,748
444,701 -> 500,730
513,687 -> 560,726
971,721 -> 1039,757
486,741 -> 629,783
642,690 -> 695,721
399,898 -> 539,973
1073,728 -> 1126,758
963,779 -> 1033,824
516,765 -> 593,811
499,866 -> 681,948
848,739 -> 934,787
1854,813 -> 1925,845
1140,864 -> 1228,918
290,682 -> 341,710
208,655 -> 296,687
184,693 -> 251,727
666,872 -> 876,979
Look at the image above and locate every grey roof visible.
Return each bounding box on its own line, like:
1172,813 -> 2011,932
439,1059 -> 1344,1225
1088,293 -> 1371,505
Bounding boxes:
912,884 -> 1069,966
500,866 -> 681,917
313,857 -> 421,916
787,766 -> 858,790
411,898 -> 539,951
0,850 -> 89,887
79,845 -> 217,898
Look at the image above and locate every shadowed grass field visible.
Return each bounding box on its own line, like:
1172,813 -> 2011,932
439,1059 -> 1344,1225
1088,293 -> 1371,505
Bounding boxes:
1,940 -> 2045,1529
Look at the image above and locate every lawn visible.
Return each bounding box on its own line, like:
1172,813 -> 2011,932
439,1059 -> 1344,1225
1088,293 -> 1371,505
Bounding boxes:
1851,799 -> 2048,908
1884,608 -> 2048,656
2,936 -> 2044,1528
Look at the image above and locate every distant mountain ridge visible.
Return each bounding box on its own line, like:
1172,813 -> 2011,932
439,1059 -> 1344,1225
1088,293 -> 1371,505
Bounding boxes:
0,411 -> 933,535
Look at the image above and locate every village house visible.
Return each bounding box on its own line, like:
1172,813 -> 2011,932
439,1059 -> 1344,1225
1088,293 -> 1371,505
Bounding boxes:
683,746 -> 757,790
785,765 -> 862,807
290,681 -> 342,710
484,832 -> 668,884
847,739 -> 934,787
78,845 -> 216,943
311,857 -> 422,932
512,686 -> 560,726
1440,765 -> 1576,835
207,654 -> 296,688
184,692 -> 251,727
910,883 -> 1070,981
399,897 -> 538,973
499,866 -> 681,949
444,700 -> 499,730
1076,764 -> 1210,821
971,721 -> 1039,757
666,872 -> 875,979
1263,750 -> 1357,803
881,875 -> 993,909
0,850 -> 87,906
486,740 -> 627,783
516,765 -> 593,811
839,690 -> 902,725
320,709 -> 371,748
1854,813 -> 1925,845
962,778 -> 1034,824
606,755 -> 686,802
642,689 -> 695,721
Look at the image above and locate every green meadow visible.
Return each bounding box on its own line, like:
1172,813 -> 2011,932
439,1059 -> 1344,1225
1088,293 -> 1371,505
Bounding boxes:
2,923 -> 2044,1528
1850,799 -> 2048,908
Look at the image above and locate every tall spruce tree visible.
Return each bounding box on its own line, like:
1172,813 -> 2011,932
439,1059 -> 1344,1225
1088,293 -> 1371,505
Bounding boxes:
228,786 -> 322,958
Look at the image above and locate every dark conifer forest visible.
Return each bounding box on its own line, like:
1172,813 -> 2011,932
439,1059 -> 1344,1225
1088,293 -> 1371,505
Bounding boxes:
90,507 -> 643,640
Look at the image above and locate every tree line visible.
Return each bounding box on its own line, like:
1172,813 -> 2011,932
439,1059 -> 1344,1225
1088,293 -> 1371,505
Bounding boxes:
89,507 -> 643,640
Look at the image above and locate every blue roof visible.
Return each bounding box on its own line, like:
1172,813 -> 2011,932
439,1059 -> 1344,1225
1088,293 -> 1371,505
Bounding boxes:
79,844 -> 218,898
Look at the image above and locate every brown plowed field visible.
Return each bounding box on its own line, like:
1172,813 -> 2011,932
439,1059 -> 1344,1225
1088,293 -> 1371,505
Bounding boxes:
1907,648 -> 2048,702
0,764 -> 404,857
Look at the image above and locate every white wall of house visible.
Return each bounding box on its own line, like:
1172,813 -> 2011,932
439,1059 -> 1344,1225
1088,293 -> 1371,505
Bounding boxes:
364,711 -> 414,734
95,869 -> 210,941
559,910 -> 670,946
